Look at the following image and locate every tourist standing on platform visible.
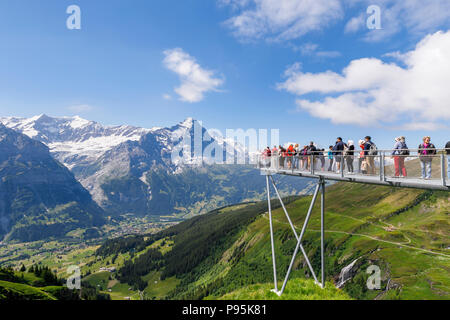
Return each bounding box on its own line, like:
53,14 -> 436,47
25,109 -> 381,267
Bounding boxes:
261,147 -> 270,168
286,144 -> 294,169
333,137 -> 346,173
293,144 -> 299,169
319,149 -> 326,171
279,145 -> 286,169
271,146 -> 278,169
363,136 -> 377,175
307,142 -> 317,170
392,137 -> 409,177
446,141 -> 450,179
345,140 -> 355,174
327,146 -> 334,172
358,140 -> 365,174
300,145 -> 308,170
418,136 -> 436,180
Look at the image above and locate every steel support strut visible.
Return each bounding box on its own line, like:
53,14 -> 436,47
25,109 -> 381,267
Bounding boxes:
320,177 -> 325,288
265,174 -> 326,296
266,174 -> 278,293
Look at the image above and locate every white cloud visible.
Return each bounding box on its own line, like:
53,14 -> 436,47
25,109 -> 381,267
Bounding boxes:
399,122 -> 448,131
346,0 -> 450,42
221,0 -> 343,41
294,43 -> 341,58
316,50 -> 342,58
220,0 -> 450,42
68,104 -> 93,113
163,48 -> 224,103
278,31 -> 450,129
344,13 -> 365,34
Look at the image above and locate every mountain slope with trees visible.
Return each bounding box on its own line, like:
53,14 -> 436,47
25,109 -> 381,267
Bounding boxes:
0,124 -> 105,242
91,182 -> 449,300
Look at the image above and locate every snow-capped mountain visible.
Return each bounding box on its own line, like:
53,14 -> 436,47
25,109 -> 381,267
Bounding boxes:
1,114 -> 309,216
0,114 -> 152,170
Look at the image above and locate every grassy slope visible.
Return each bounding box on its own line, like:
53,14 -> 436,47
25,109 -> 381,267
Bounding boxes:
220,182 -> 449,300
147,182 -> 449,300
213,279 -> 351,300
0,280 -> 57,300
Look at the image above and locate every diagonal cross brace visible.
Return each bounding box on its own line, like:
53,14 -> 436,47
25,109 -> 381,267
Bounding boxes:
266,174 -> 326,296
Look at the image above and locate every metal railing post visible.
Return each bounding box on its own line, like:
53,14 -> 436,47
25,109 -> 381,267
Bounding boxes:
380,152 -> 385,182
340,154 -> 344,178
311,155 -> 314,175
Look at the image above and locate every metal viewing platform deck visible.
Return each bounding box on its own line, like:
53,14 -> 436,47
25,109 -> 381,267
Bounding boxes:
258,150 -> 450,191
258,149 -> 449,296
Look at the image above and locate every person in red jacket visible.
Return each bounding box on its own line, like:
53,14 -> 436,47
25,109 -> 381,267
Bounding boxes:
286,144 -> 294,169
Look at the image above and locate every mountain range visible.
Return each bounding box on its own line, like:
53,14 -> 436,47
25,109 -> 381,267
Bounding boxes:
0,115 -> 312,240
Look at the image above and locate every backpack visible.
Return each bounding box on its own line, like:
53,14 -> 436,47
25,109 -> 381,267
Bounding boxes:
368,142 -> 378,156
400,143 -> 409,156
287,146 -> 294,156
343,145 -> 348,156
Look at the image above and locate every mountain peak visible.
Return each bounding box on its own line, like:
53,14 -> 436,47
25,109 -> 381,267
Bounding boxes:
66,115 -> 91,128
180,117 -> 196,128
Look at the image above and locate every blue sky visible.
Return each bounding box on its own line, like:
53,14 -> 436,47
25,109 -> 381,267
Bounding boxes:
1,0 -> 450,149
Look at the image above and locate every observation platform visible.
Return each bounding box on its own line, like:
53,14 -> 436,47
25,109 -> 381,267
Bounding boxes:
258,150 -> 450,191
259,148 -> 449,296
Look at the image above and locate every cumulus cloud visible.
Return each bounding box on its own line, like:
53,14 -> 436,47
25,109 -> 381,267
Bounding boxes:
277,31 -> 450,129
220,0 -> 343,41
163,48 -> 224,103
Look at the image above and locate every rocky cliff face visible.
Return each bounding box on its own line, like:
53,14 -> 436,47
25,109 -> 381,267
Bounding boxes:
1,115 -> 310,217
0,124 -> 105,242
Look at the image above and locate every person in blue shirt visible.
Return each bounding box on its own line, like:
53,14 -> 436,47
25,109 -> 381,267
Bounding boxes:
332,137 -> 346,173
327,146 -> 334,171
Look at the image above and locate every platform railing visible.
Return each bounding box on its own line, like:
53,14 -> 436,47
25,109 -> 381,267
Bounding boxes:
257,148 -> 450,187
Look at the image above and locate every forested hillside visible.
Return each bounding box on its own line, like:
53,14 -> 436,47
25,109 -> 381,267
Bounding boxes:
0,124 -> 105,242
